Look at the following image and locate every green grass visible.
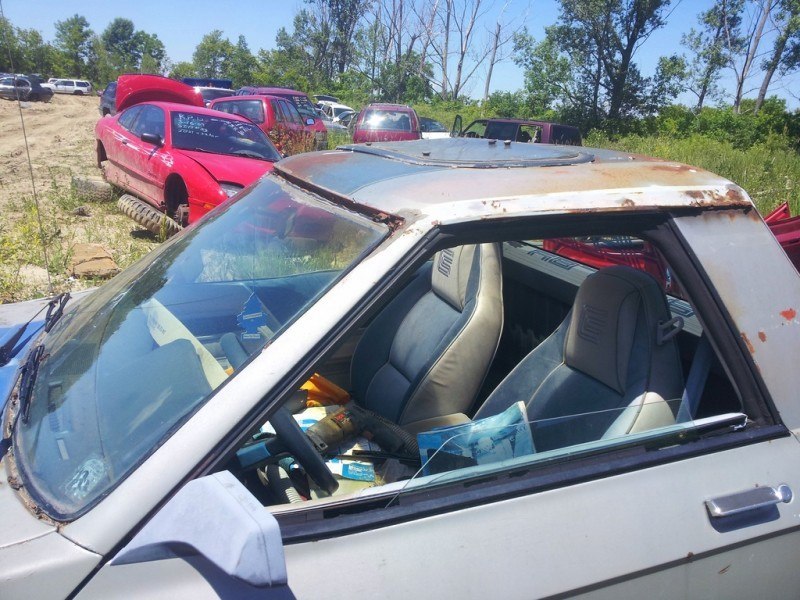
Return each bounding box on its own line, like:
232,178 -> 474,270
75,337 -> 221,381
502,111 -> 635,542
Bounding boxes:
585,132 -> 800,215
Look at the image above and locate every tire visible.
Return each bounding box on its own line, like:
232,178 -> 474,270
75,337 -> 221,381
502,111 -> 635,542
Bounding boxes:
28,93 -> 39,101
73,90 -> 83,95
118,194 -> 182,238
71,175 -> 113,202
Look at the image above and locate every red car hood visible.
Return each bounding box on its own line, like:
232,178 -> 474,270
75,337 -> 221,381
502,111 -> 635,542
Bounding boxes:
179,150 -> 274,184
116,74 -> 204,112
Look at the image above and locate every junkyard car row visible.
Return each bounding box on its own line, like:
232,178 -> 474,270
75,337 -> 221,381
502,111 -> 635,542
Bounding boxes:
1,136 -> 799,598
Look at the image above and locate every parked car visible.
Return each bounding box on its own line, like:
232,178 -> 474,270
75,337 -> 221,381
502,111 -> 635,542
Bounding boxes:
337,109 -> 356,129
318,100 -> 355,123
237,86 -> 327,149
51,78 -> 93,95
419,116 -> 450,139
0,75 -> 53,102
98,81 -> 117,116
3,138 -> 800,599
95,74 -> 281,227
193,86 -> 235,107
211,94 -> 314,154
453,116 -> 582,145
351,103 -> 421,142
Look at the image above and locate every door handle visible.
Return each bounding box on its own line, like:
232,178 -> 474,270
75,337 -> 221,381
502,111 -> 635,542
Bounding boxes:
705,484 -> 792,518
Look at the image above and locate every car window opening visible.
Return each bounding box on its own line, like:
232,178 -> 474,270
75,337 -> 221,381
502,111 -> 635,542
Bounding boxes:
226,229 -> 751,511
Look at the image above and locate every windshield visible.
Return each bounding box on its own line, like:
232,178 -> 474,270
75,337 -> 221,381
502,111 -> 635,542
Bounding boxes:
170,111 -> 281,161
361,109 -> 413,131
15,177 -> 388,518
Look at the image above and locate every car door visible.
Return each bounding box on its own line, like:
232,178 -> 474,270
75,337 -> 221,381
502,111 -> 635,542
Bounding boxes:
127,104 -> 167,203
105,105 -> 146,195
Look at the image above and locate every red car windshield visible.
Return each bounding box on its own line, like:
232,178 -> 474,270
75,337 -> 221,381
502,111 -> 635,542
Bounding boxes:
282,93 -> 317,119
170,112 -> 281,161
361,109 -> 413,131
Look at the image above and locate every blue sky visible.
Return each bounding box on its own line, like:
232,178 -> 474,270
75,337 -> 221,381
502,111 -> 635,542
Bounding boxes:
4,0 -> 798,109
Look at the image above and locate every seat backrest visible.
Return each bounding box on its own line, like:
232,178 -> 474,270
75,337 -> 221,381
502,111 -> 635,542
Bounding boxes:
475,265 -> 683,452
351,244 -> 503,425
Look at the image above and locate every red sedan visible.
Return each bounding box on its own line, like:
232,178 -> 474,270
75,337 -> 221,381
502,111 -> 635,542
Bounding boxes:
96,76 -> 281,226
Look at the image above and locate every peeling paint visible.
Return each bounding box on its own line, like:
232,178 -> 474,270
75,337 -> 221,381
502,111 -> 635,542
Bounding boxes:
719,564 -> 731,574
621,198 -> 635,207
741,332 -> 755,354
780,308 -> 797,321
758,331 -> 767,342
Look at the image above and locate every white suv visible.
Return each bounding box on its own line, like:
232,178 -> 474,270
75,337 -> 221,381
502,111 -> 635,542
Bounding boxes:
51,78 -> 92,95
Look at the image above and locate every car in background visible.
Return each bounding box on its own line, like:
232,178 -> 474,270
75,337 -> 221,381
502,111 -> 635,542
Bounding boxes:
419,116 -> 450,139
95,74 -> 281,227
318,100 -> 355,123
194,86 -> 235,107
51,78 -> 93,95
211,94 -> 314,155
316,109 -> 348,134
351,103 -> 421,143
2,138 -> 800,598
0,75 -> 53,102
98,81 -> 117,116
452,116 -> 582,145
236,86 -> 327,150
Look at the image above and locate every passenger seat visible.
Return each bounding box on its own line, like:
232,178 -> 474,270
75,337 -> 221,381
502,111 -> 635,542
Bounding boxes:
475,265 -> 684,452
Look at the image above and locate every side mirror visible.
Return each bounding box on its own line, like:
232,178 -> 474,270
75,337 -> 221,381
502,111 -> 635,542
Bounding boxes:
451,114 -> 463,137
141,132 -> 164,147
112,471 -> 287,588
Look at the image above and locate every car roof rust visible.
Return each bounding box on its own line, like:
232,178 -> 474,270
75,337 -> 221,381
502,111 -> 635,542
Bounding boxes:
274,138 -> 752,225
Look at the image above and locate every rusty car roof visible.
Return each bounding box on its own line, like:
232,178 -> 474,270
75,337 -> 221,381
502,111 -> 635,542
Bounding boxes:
274,138 -> 752,225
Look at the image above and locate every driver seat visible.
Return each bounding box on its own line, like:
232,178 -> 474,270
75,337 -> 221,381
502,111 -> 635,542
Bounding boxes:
351,244 -> 503,426
474,265 -> 684,452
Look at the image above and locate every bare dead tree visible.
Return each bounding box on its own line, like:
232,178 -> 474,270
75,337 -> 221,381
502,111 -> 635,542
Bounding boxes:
727,0 -> 776,112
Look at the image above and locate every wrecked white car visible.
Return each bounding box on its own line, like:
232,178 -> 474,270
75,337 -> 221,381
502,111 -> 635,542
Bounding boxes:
1,139 -> 799,599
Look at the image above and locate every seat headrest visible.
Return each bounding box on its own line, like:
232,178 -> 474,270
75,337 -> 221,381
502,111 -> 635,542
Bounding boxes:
431,245 -> 477,311
565,266 -> 672,394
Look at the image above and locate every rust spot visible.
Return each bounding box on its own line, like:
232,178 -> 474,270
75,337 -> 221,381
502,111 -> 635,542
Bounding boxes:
651,163 -> 693,173
758,331 -> 767,342
780,308 -> 796,321
741,332 -> 755,354
686,552 -> 695,560
685,190 -> 704,200
621,198 -> 635,207
719,564 -> 731,574
7,476 -> 21,491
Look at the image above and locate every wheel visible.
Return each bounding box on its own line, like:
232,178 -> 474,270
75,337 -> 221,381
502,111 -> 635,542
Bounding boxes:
118,194 -> 182,237
269,407 -> 338,495
28,93 -> 39,101
73,90 -> 83,95
71,175 -> 113,202
165,178 -> 190,227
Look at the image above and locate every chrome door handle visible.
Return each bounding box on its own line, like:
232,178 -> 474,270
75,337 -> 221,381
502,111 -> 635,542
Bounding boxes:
705,484 -> 793,518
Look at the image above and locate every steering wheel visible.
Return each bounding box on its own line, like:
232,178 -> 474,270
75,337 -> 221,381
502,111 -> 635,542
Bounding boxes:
270,407 -> 339,495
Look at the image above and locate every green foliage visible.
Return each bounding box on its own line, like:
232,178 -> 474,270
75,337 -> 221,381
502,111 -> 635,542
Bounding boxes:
193,30 -> 235,78
53,14 -> 94,77
168,61 -> 197,80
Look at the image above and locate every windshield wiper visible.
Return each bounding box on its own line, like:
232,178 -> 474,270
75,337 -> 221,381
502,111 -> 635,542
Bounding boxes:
18,344 -> 45,424
0,292 -> 68,367
44,292 -> 70,332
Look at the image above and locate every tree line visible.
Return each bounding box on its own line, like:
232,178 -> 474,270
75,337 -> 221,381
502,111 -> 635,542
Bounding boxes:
1,0 -> 798,133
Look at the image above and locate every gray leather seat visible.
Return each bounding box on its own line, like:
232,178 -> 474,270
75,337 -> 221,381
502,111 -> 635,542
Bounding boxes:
351,244 -> 503,426
475,265 -> 683,452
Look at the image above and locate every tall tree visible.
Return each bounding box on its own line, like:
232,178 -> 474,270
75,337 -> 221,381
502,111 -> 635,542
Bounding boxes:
724,0 -> 772,113
682,0 -> 742,110
755,0 -> 800,112
193,30 -> 235,77
53,14 -> 93,76
555,0 -> 673,121
228,36 -> 257,87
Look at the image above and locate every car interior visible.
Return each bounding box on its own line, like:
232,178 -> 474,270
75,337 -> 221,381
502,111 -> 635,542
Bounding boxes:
221,229 -> 745,508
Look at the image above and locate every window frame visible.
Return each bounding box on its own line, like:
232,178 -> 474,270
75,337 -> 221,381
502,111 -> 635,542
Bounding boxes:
197,210 -> 783,542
